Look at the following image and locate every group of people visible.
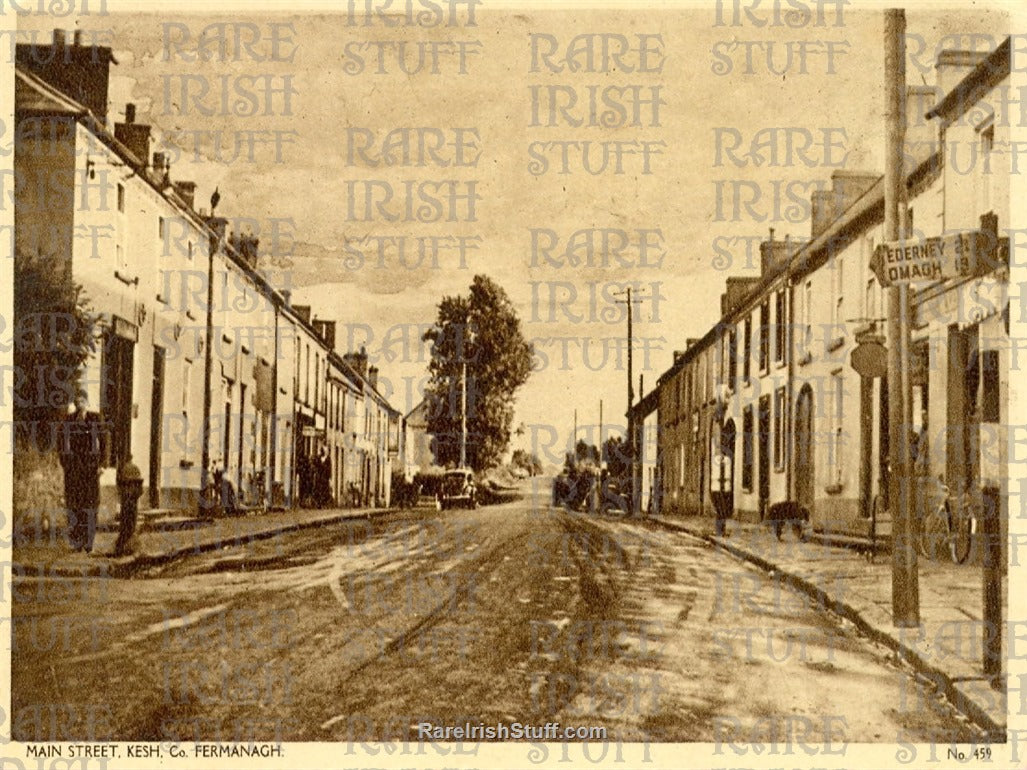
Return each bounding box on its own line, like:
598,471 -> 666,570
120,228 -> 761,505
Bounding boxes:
300,446 -> 334,509
59,392 -> 141,556
59,393 -> 355,556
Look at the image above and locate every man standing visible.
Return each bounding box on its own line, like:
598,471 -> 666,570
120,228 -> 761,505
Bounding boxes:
60,392 -> 103,553
314,446 -> 332,508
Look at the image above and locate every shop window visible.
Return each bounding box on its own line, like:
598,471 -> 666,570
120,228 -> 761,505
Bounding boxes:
981,349 -> 1000,423
102,330 -> 134,467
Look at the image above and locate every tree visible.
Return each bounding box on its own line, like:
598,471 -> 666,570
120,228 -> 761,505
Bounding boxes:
511,448 -> 543,476
603,435 -> 631,482
423,275 -> 533,471
13,250 -> 99,438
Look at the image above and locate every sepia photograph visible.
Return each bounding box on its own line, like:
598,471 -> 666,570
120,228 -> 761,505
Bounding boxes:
2,0 -> 1023,767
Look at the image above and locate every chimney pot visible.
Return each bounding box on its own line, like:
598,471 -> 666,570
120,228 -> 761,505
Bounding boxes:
125,103 -> 135,123
73,29 -> 83,46
53,29 -> 67,47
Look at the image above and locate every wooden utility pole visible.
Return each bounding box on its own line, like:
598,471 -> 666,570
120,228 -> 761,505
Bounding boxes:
885,8 -> 919,627
615,288 -> 645,515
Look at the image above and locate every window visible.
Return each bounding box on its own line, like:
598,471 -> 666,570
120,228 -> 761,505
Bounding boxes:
758,299 -> 770,373
980,121 -> 994,212
831,257 -> 844,345
741,406 -> 753,491
728,326 -> 737,389
182,358 -> 192,415
743,315 -> 752,383
774,290 -> 786,364
102,330 -> 134,467
830,372 -> 845,487
865,235 -> 876,320
158,217 -> 165,240
304,343 -> 310,403
117,183 -> 125,213
188,240 -> 194,261
692,410 -> 699,448
773,386 -> 786,470
981,349 -> 1000,423
679,442 -> 685,487
803,280 -> 812,354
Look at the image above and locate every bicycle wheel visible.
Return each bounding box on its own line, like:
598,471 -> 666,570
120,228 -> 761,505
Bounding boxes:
918,500 -> 950,562
950,495 -> 974,564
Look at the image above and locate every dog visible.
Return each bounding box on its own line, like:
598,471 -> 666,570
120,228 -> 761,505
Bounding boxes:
765,501 -> 810,541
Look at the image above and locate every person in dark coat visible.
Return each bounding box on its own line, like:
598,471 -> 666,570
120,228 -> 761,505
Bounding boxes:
60,392 -> 103,553
313,446 -> 332,508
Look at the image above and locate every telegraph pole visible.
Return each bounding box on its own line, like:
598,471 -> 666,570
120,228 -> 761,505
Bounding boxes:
885,8 -> 919,627
614,288 -> 646,515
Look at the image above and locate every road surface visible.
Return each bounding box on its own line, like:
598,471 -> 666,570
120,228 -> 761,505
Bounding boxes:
11,478 -> 981,745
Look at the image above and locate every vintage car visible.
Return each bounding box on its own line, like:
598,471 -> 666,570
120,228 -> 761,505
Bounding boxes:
438,468 -> 478,510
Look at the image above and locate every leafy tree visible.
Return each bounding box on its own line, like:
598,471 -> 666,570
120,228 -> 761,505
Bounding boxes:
511,448 -> 543,476
423,275 -> 533,471
13,250 -> 99,438
603,435 -> 631,482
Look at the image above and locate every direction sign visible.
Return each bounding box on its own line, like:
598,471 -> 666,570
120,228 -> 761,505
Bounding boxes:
870,230 -> 989,287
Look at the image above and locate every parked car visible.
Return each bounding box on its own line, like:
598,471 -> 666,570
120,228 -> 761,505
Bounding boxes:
439,468 -> 477,510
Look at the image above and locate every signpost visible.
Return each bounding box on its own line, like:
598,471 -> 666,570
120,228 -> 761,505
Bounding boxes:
870,230 -> 988,287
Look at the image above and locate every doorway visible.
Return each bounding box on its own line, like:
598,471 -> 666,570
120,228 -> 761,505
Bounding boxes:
794,384 -> 814,516
758,395 -> 771,518
149,347 -> 165,508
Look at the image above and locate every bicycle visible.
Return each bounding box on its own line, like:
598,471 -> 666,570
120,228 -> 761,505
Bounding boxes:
917,479 -> 977,564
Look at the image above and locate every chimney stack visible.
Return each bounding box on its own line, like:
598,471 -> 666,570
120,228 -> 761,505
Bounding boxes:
343,347 -> 369,381
173,181 -> 197,209
811,188 -> 834,238
368,366 -> 379,391
934,49 -> 990,104
115,103 -> 151,167
905,85 -> 938,171
829,169 -> 878,220
16,30 -> 117,122
313,319 -> 337,350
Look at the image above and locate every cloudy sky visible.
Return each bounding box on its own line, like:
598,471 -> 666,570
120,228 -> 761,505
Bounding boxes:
17,1 -> 1011,463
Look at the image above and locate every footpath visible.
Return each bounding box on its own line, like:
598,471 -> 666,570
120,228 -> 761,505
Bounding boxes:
652,514 -> 1008,741
11,505 -> 388,579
